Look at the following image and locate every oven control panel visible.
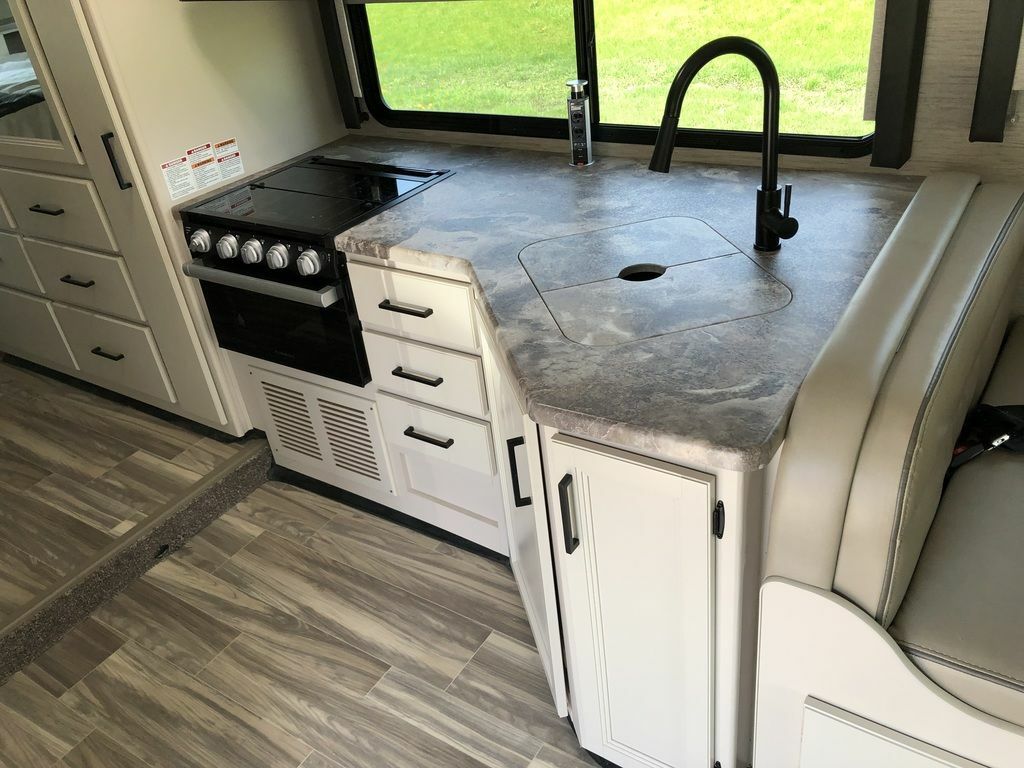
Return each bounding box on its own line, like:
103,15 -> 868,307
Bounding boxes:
183,224 -> 342,284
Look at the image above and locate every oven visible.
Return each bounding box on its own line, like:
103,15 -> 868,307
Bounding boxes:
179,156 -> 452,390
184,258 -> 370,387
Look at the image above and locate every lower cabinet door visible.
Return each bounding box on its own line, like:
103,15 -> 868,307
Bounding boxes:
0,286 -> 76,371
486,339 -> 568,715
377,391 -> 509,555
54,304 -> 174,404
545,433 -> 716,768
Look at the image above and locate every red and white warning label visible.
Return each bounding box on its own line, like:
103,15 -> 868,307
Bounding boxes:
160,155 -> 195,201
160,137 -> 245,201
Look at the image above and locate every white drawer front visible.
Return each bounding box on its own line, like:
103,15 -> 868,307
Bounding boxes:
0,232 -> 41,293
0,286 -> 75,370
0,169 -> 116,252
54,304 -> 174,403
377,392 -> 494,476
349,262 -> 477,351
364,330 -> 488,418
26,239 -> 143,322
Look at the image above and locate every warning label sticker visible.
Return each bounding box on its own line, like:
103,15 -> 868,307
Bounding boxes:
160,138 -> 245,201
160,155 -> 196,201
214,137 -> 244,181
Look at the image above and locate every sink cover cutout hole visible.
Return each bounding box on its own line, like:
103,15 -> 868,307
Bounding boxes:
618,263 -> 667,282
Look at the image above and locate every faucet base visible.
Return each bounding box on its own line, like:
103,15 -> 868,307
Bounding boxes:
754,187 -> 783,253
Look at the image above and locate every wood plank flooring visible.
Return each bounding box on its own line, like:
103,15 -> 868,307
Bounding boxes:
0,473 -> 599,767
0,358 -> 246,627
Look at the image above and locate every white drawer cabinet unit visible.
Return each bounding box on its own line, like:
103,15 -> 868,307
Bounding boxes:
545,433 -> 717,768
0,0 -> 344,434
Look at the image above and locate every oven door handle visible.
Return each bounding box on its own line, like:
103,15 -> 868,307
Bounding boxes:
182,259 -> 340,308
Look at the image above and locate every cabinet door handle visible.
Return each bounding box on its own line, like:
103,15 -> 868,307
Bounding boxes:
558,473 -> 579,554
378,298 -> 434,318
90,346 -> 125,362
101,131 -> 133,190
506,436 -> 532,507
391,366 -> 443,387
403,425 -> 454,449
29,204 -> 64,216
60,274 -> 96,288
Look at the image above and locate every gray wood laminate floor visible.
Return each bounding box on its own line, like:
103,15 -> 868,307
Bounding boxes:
0,360 -> 599,768
0,358 -> 245,626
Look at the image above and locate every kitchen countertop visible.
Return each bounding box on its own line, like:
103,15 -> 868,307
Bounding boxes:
323,136 -> 920,472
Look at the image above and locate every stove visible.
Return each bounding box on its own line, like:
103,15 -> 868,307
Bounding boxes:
180,157 -> 452,386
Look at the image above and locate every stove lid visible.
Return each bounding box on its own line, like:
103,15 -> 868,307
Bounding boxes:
184,157 -> 451,239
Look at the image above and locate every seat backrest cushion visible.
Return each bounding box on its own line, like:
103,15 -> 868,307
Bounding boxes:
834,184 -> 1024,626
765,173 -> 980,590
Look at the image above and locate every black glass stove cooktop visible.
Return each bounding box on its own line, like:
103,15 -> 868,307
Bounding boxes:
184,156 -> 452,241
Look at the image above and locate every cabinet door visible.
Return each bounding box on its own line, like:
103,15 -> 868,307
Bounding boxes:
491,372 -> 568,715
546,433 -> 715,768
0,0 -> 82,165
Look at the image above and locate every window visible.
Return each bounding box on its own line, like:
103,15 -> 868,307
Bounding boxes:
365,1 -> 575,119
349,0 -> 876,157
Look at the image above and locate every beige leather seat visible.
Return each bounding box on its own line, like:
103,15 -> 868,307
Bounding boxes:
890,322 -> 1024,727
765,174 -> 1024,728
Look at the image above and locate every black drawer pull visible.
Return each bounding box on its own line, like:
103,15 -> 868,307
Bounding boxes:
101,131 -> 133,190
378,298 -> 434,318
91,346 -> 124,361
29,204 -> 64,216
392,366 -> 443,387
403,425 -> 454,449
60,274 -> 95,288
507,436 -> 532,507
558,473 -> 579,554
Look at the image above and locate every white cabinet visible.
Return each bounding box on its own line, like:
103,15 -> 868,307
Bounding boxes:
545,433 -> 716,768
483,328 -> 568,715
377,391 -> 509,555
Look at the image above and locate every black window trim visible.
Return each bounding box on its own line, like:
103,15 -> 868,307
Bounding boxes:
346,1 -> 875,160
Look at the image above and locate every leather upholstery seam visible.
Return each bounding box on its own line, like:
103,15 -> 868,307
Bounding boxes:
878,192 -> 1024,625
901,641 -> 1024,692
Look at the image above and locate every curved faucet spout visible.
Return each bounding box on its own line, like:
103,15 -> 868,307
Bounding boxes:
649,36 -> 797,252
649,36 -> 779,189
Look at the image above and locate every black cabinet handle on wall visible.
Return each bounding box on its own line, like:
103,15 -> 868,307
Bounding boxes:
403,425 -> 454,449
101,132 -> 133,190
29,204 -> 64,216
392,366 -> 443,387
60,275 -> 95,288
90,346 -> 124,361
558,473 -> 579,554
378,298 -> 434,318
506,436 -> 532,508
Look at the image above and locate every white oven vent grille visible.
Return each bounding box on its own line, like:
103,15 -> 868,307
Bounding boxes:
248,364 -> 394,497
261,381 -> 322,461
319,398 -> 382,481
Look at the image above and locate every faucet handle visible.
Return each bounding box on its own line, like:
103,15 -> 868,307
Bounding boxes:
783,183 -> 793,218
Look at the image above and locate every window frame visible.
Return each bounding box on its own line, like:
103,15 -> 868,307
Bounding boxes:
346,0 -> 875,159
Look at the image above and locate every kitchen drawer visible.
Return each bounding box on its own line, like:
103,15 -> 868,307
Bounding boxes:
26,239 -> 143,322
364,330 -> 488,418
0,286 -> 76,370
377,392 -> 494,476
349,262 -> 477,351
0,232 -> 42,293
53,304 -> 174,403
0,169 -> 117,252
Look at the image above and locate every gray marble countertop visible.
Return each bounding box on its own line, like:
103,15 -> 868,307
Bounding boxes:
326,136 -> 920,472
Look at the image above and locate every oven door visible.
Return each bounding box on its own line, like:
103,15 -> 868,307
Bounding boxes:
183,260 -> 370,386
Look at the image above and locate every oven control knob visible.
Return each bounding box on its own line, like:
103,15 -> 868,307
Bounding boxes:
216,234 -> 239,260
296,249 -> 322,277
266,243 -> 291,270
240,239 -> 263,265
188,229 -> 211,254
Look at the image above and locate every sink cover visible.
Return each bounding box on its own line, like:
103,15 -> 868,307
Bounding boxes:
519,217 -> 792,346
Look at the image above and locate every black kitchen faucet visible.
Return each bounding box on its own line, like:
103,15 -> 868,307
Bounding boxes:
649,36 -> 799,253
